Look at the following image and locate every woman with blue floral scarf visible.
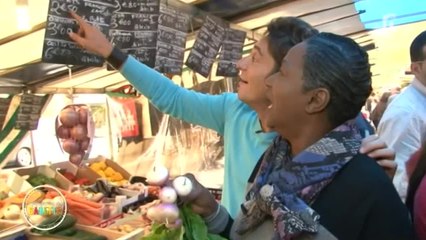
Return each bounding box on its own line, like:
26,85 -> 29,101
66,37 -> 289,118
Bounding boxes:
179,32 -> 414,240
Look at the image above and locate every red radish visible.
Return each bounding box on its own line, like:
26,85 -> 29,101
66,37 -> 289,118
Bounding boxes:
146,203 -> 179,224
159,186 -> 177,203
59,107 -> 79,127
146,165 -> 169,186
78,107 -> 88,124
63,139 -> 80,154
70,124 -> 87,141
146,205 -> 160,222
173,176 -> 193,196
56,125 -> 71,139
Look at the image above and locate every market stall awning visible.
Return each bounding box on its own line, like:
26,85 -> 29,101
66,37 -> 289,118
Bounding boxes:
0,0 -> 423,94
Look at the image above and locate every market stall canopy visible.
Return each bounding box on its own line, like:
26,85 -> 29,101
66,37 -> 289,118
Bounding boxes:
0,0 -> 424,94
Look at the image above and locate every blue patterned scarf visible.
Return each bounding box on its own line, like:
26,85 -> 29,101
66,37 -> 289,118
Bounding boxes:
235,121 -> 362,240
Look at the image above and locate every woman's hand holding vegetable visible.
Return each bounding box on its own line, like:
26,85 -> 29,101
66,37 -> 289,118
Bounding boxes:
175,173 -> 219,219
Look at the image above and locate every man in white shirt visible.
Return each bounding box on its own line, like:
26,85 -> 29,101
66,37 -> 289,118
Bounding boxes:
378,30 -> 426,200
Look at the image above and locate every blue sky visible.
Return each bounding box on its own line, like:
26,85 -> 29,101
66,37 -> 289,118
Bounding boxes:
354,0 -> 426,29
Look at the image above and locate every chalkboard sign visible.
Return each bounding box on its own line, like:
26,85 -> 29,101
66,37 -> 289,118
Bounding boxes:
42,0 -> 117,66
109,0 -> 159,69
0,97 -> 11,130
154,3 -> 189,75
15,94 -> 46,130
185,16 -> 227,78
216,28 -> 246,77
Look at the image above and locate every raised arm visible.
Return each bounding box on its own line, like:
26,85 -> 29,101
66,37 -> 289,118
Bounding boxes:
68,11 -> 229,133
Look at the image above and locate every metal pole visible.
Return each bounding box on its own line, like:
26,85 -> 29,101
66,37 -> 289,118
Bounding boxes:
224,77 -> 235,93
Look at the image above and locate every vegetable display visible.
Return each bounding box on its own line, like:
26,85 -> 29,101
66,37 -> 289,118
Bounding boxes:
89,160 -> 127,185
140,165 -> 225,239
60,170 -> 92,186
143,205 -> 226,240
32,214 -> 108,240
28,174 -> 58,187
48,188 -> 114,226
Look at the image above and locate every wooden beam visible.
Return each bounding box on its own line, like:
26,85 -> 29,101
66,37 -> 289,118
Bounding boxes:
0,87 -> 24,94
30,87 -> 106,94
0,22 -> 45,46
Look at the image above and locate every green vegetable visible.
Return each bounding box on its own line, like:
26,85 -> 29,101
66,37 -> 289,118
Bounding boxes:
36,215 -> 63,232
37,214 -> 76,234
142,205 -> 227,240
142,223 -> 184,240
28,174 -> 58,187
49,214 -> 76,234
33,214 -> 106,240
44,177 -> 58,186
54,227 -> 77,236
180,205 -> 227,240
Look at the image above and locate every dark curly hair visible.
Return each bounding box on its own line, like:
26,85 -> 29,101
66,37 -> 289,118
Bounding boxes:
266,17 -> 319,71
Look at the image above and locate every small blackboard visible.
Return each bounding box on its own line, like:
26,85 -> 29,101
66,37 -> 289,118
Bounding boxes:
42,0 -> 117,66
154,3 -> 189,75
186,16 -> 227,78
216,28 -> 246,77
109,0 -> 159,69
15,94 -> 46,130
0,97 -> 12,130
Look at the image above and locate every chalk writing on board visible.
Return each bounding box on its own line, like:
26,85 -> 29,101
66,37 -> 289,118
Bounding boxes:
0,98 -> 11,129
109,0 -> 159,68
42,0 -> 117,66
216,28 -> 246,77
15,94 -> 46,130
154,3 -> 189,75
185,16 -> 227,78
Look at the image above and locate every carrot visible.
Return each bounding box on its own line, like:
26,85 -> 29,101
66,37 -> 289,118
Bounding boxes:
45,188 -> 106,224
66,197 -> 102,211
67,195 -> 102,209
69,208 -> 101,225
17,192 -> 26,198
66,198 -> 103,225
52,188 -> 102,209
45,191 -> 58,199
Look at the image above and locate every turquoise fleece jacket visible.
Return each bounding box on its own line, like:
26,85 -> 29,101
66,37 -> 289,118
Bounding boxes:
120,56 -> 276,217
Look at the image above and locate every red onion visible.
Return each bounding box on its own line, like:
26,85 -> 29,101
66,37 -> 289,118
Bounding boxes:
59,107 -> 79,127
63,139 -> 80,154
56,125 -> 71,139
78,107 -> 88,124
70,124 -> 87,141
79,137 -> 90,151
69,151 -> 84,166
